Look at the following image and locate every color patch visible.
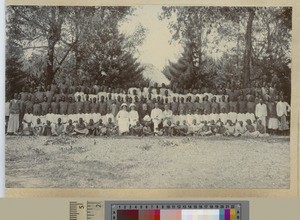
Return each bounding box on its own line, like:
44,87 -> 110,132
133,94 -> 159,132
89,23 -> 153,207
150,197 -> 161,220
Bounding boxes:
139,210 -> 160,220
160,210 -> 181,220
117,210 -> 139,220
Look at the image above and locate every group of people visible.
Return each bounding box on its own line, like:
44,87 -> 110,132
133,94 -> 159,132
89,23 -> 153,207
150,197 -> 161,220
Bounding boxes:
5,80 -> 291,137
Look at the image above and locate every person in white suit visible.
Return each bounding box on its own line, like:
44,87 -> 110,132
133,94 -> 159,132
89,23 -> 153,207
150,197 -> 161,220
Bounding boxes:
255,98 -> 268,131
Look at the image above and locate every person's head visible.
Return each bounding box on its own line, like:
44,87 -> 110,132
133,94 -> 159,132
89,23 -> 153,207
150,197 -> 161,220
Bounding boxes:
57,118 -> 62,124
192,119 -> 197,125
179,109 -> 184,115
79,118 -> 83,123
37,118 -> 41,124
180,97 -> 184,103
121,103 -> 127,110
89,119 -> 94,124
101,96 -> 104,101
183,120 -> 187,125
246,119 -> 252,125
195,96 -> 199,102
259,98 -> 263,104
148,93 -> 152,100
77,95 -> 81,102
68,119 -> 73,125
108,93 -> 112,99
99,118 -> 103,124
173,96 -> 177,102
257,119 -> 262,125
85,94 -> 89,101
108,117 -> 112,123
154,102 -> 159,109
176,120 -> 180,126
134,95 -> 138,102
130,104 -> 136,111
221,95 -> 225,102
13,93 -> 18,100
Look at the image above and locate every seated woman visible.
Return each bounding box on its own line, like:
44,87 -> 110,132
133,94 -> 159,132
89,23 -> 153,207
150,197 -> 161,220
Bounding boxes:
188,119 -> 200,136
74,118 -> 89,135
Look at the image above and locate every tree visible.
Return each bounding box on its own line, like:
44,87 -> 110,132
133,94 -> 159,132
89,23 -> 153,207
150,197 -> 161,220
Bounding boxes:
6,6 -> 147,89
243,8 -> 255,87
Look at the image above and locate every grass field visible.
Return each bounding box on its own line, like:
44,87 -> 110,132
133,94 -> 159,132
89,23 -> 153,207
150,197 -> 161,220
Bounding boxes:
5,135 -> 290,188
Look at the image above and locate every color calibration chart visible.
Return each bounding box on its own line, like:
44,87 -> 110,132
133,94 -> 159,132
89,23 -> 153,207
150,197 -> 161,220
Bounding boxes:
105,201 -> 249,220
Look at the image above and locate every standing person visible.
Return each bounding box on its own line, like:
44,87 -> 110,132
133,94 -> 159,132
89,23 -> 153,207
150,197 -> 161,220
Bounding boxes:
276,96 -> 291,135
266,97 -> 279,135
202,95 -> 211,115
116,103 -> 130,135
255,98 -> 268,132
219,95 -> 229,113
211,96 -> 220,114
151,102 -> 163,133
7,93 -> 21,135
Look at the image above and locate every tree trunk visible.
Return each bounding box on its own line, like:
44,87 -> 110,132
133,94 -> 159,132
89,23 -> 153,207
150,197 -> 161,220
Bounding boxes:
45,7 -> 63,86
243,8 -> 255,87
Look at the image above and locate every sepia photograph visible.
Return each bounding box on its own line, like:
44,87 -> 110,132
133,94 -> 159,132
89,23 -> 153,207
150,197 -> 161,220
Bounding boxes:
5,5 -> 292,188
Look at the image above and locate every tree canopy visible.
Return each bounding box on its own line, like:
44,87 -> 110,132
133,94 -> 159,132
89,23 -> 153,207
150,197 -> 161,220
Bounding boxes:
160,6 -> 291,98
6,6 -> 147,98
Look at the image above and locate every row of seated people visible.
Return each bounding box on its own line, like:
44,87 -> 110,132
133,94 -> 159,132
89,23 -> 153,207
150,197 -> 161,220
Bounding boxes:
19,101 -> 289,137
21,114 -> 270,138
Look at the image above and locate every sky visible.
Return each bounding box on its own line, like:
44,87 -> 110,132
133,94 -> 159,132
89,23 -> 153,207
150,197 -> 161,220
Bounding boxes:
120,6 -> 182,71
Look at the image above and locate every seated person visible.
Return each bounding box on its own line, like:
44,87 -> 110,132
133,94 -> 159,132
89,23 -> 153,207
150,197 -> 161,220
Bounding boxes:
65,119 -> 75,136
234,121 -> 246,136
176,120 -> 189,136
95,119 -> 107,136
256,119 -> 270,137
244,119 -> 260,137
43,120 -> 52,136
53,118 -> 65,136
188,119 -> 200,136
142,121 -> 153,136
74,117 -> 88,135
216,121 -> 226,136
224,120 -> 236,136
33,118 -> 43,136
130,121 -> 143,136
86,119 -> 96,136
163,120 -> 173,136
199,121 -> 212,136
106,117 -> 118,136
22,122 -> 34,136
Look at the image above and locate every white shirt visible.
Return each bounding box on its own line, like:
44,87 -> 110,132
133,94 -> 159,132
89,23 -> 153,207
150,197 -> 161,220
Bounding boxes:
151,108 -> 163,121
276,101 -> 291,117
128,110 -> 139,126
255,103 -> 267,117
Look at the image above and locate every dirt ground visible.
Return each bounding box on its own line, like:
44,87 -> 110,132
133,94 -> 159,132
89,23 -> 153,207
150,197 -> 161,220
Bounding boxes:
5,135 -> 290,188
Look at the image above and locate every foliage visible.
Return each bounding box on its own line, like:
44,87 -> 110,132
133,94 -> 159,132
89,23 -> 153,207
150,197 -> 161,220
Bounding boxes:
160,6 -> 291,96
6,6 -> 147,97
